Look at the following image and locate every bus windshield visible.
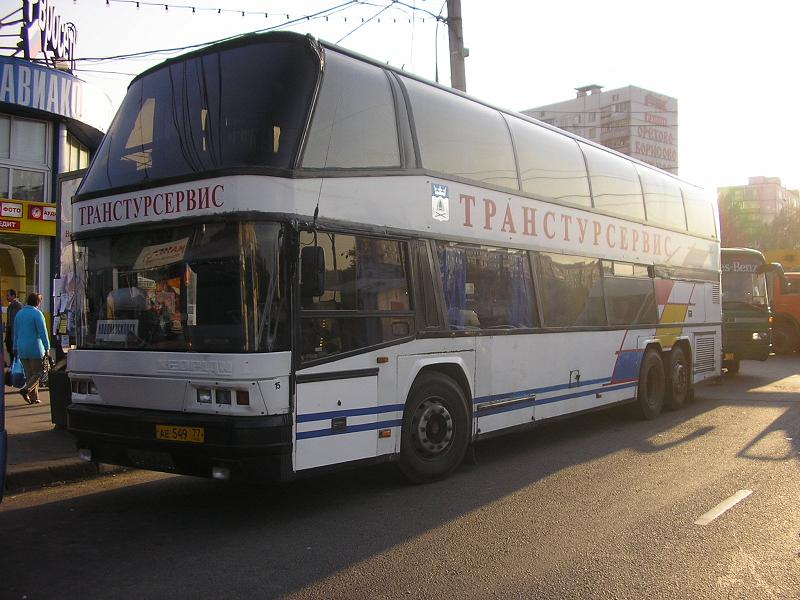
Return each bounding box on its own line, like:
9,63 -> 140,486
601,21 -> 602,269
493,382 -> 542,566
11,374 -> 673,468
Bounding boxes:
80,38 -> 318,194
75,221 -> 288,353
722,260 -> 768,307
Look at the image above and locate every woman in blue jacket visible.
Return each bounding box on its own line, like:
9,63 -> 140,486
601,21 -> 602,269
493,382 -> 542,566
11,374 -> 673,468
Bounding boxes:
13,293 -> 50,404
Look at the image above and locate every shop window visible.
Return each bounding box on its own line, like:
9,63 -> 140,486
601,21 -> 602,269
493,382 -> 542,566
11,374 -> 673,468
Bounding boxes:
0,115 -> 48,201
67,132 -> 91,171
0,117 -> 9,159
11,169 -> 45,202
0,167 -> 8,198
11,118 -> 46,164
299,232 -> 415,361
535,253 -> 606,327
436,242 -> 537,331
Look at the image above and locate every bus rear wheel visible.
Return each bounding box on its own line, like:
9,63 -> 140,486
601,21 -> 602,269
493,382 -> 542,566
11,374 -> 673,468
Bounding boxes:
398,372 -> 470,483
635,349 -> 665,420
664,346 -> 691,410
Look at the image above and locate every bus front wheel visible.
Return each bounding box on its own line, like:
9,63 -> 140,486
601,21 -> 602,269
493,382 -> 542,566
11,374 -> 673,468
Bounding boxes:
635,349 -> 665,420
665,346 -> 691,410
398,372 -> 470,483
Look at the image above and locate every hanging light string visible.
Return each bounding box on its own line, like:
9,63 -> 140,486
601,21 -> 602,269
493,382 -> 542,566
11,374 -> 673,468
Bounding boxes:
61,0 -> 442,67
0,0 -> 448,78
101,0 -> 442,23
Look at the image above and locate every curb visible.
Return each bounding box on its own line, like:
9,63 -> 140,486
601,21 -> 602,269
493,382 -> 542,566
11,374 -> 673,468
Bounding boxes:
5,460 -> 130,494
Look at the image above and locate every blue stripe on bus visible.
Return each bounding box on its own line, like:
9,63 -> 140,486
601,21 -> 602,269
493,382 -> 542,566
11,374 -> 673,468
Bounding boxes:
296,419 -> 403,440
473,376 -> 612,406
297,404 -> 405,423
296,382 -> 639,438
477,382 -> 638,417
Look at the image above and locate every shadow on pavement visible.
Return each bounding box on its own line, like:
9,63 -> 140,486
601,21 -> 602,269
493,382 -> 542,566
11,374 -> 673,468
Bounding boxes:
0,357 -> 797,598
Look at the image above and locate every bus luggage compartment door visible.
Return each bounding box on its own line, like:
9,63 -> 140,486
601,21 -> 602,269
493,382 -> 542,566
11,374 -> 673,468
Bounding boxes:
294,369 -> 379,471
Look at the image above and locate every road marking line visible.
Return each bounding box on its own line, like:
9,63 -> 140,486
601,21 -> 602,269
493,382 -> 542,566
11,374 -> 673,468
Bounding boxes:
694,490 -> 753,526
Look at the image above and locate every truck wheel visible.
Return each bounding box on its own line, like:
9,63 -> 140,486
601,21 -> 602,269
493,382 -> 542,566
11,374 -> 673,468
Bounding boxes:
398,372 -> 470,483
772,324 -> 798,355
635,349 -> 665,420
665,346 -> 691,410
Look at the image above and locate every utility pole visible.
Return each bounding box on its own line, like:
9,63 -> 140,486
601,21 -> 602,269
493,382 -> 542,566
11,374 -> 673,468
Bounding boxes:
446,0 -> 467,92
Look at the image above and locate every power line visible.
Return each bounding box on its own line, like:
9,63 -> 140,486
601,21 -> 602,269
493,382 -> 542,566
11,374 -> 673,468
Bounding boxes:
337,2 -> 394,43
15,0 -> 441,68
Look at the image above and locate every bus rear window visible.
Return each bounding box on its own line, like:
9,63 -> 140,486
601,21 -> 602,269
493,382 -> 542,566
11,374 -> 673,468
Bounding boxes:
80,39 -> 318,194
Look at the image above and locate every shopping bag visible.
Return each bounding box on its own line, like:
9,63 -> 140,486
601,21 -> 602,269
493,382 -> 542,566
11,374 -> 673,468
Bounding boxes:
11,357 -> 25,388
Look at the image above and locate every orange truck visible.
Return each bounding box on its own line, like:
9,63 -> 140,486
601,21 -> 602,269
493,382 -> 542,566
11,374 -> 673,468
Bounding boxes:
769,270 -> 800,354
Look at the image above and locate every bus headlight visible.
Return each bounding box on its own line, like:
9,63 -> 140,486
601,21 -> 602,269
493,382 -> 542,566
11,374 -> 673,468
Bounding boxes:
196,388 -> 213,403
753,332 -> 767,340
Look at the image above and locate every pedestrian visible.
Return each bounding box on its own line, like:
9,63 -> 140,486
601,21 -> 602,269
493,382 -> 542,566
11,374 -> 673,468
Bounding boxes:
13,292 -> 50,404
4,289 -> 22,364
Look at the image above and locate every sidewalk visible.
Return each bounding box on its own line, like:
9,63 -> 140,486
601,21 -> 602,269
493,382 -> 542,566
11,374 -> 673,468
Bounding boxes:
4,386 -> 125,493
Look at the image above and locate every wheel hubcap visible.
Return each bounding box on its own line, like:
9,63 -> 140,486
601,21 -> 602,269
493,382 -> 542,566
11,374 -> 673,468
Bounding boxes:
412,398 -> 454,456
673,361 -> 688,396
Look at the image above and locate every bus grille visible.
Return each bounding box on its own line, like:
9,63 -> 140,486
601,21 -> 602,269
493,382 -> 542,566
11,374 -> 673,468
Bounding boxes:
694,335 -> 716,373
711,283 -> 720,304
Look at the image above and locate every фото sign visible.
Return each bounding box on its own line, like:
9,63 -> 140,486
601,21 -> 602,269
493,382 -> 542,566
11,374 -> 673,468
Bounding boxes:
21,0 -> 77,71
0,199 -> 56,235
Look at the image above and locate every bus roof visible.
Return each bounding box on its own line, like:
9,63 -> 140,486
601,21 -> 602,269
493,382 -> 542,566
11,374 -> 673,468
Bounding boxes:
721,247 -> 767,261
130,30 -> 701,190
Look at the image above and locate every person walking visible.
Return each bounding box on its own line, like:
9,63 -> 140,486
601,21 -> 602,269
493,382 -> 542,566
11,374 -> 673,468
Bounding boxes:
4,289 -> 22,363
13,292 -> 50,404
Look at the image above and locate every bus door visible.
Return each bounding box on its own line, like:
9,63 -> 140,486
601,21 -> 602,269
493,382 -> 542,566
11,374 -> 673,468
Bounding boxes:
474,336 -> 535,434
294,368 -> 380,471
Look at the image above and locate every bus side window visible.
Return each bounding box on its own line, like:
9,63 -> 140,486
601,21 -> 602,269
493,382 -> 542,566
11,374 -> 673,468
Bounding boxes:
436,242 -> 537,331
298,231 -> 415,361
535,253 -> 607,328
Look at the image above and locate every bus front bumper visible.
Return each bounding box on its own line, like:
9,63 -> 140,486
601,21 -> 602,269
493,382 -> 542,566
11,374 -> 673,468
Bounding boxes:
67,404 -> 293,482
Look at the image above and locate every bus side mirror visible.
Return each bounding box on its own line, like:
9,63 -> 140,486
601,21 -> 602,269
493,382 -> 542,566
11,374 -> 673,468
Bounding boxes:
301,246 -> 325,298
757,262 -> 785,275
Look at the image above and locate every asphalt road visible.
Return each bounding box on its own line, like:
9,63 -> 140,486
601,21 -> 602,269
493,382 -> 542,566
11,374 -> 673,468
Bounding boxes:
2,357 -> 799,599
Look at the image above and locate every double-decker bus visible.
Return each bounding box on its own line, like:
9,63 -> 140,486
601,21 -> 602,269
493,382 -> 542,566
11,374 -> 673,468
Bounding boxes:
67,32 -> 721,483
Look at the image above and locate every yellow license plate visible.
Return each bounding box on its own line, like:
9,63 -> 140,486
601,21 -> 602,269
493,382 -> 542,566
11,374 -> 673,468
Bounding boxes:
155,425 -> 204,443
724,353 -> 735,360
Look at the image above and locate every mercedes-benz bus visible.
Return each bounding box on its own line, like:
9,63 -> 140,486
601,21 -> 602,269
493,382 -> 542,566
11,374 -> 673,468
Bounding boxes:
67,32 -> 721,483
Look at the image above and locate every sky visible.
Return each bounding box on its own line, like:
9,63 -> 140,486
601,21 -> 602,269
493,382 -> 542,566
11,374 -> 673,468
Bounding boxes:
4,0 -> 799,193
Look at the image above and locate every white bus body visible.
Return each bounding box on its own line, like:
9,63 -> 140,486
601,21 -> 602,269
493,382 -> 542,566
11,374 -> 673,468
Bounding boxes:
67,33 -> 720,482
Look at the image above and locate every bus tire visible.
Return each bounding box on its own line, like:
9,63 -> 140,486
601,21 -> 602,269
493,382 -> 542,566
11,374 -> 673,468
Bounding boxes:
635,349 -> 665,420
398,372 -> 470,484
664,346 -> 691,410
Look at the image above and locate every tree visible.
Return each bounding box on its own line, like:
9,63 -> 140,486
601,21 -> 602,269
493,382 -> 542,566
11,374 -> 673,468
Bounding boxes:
765,205 -> 800,250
